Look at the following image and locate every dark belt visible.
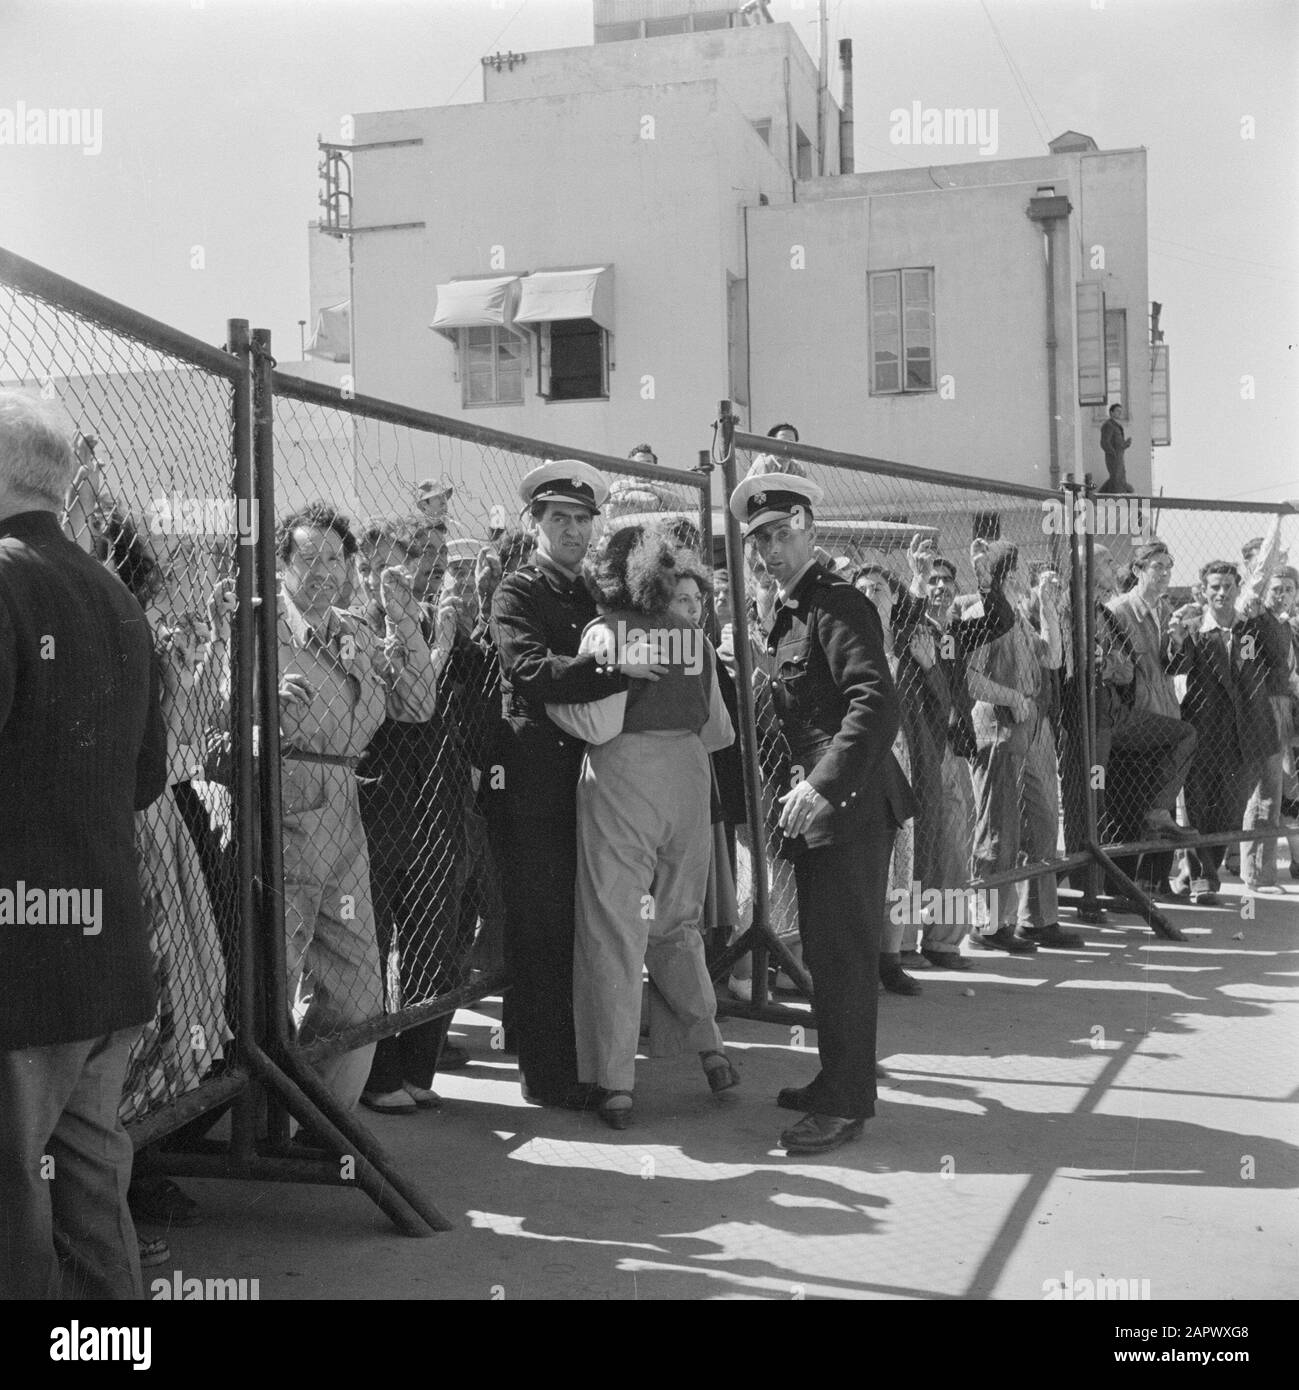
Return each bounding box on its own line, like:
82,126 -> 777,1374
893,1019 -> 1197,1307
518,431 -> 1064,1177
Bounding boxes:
282,748 -> 359,769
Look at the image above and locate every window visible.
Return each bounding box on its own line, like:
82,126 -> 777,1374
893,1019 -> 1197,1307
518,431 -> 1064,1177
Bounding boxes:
1150,343 -> 1171,446
1076,281 -> 1106,406
460,326 -> 524,407
752,118 -> 772,147
692,10 -> 733,31
869,268 -> 935,394
540,318 -> 609,401
795,125 -> 813,180
1105,308 -> 1128,418
595,21 -> 642,42
645,16 -> 688,36
727,273 -> 749,407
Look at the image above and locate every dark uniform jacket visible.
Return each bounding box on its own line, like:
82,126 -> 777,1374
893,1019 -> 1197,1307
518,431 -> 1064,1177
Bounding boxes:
489,556 -> 628,809
767,562 -> 915,855
1167,616 -> 1278,766
0,510 -> 168,1048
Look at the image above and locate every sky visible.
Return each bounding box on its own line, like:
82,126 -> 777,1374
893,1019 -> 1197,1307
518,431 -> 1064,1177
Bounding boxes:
2,0 -> 1295,502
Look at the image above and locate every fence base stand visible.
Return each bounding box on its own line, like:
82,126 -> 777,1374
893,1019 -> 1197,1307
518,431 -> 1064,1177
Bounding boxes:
265,1044 -> 451,1234
150,1041 -> 450,1236
709,924 -> 819,1025
1087,844 -> 1186,942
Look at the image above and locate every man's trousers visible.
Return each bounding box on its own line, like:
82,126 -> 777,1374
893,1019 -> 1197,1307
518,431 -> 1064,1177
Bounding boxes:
971,710 -> 1060,930
1243,697 -> 1299,888
792,819 -> 895,1120
1182,735 -> 1256,886
1108,710 -> 1197,816
360,774 -> 466,1095
281,763 -> 382,1112
0,1028 -> 143,1299
496,797 -> 583,1099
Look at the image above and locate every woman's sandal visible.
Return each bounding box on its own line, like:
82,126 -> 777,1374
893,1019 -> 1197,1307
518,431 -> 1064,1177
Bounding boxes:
700,1050 -> 740,1094
597,1091 -> 635,1130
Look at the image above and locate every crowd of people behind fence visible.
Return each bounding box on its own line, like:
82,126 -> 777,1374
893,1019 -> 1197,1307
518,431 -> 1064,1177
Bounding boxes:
2,390 -> 1297,1297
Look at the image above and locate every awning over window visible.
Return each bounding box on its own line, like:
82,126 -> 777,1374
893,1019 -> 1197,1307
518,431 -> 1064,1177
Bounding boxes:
305,301 -> 350,363
514,266 -> 614,333
430,276 -> 521,339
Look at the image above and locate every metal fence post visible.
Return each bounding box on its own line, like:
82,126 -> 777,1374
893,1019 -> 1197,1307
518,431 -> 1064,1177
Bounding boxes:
227,318 -> 259,1166
717,400 -> 772,1010
250,328 -> 292,1148
248,331 -> 449,1234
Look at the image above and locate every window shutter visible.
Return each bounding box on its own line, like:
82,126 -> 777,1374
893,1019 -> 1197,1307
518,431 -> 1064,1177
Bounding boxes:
1150,344 -> 1171,446
1077,282 -> 1106,405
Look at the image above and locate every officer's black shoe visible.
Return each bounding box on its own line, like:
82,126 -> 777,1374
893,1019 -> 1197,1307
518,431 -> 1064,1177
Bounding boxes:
777,1084 -> 821,1113
779,1113 -> 865,1154
972,927 -> 1037,954
880,961 -> 921,995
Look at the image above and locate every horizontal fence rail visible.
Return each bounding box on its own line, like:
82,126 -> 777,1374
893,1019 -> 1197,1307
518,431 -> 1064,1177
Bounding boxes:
5,245 -> 1294,1238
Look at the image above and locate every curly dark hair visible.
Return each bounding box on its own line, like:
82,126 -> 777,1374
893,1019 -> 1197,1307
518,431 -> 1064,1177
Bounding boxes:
586,523 -> 696,615
97,509 -> 164,608
276,500 -> 358,564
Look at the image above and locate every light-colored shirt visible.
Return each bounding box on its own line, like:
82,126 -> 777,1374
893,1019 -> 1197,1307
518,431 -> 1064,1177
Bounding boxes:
274,593 -> 435,757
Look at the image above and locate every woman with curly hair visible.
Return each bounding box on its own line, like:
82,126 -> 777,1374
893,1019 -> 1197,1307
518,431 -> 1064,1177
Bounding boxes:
550,525 -> 737,1129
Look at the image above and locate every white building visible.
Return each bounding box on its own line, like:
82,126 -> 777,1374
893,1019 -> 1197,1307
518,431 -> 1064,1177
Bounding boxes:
308,2 -> 1165,512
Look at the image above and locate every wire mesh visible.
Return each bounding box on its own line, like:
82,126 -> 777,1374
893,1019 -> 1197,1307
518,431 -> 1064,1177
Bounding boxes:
726,432 -> 1085,971
1088,499 -> 1298,899
266,377 -> 709,1076
0,269 -> 241,1137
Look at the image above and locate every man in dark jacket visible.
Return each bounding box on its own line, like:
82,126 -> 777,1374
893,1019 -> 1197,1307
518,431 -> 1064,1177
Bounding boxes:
489,461 -> 663,1108
0,392 -> 168,1299
730,474 -> 914,1155
1169,561 -> 1284,902
1099,404 -> 1132,494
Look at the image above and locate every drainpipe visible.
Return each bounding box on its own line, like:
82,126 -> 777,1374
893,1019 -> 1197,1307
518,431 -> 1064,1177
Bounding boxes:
1026,189 -> 1073,491
838,40 -> 854,174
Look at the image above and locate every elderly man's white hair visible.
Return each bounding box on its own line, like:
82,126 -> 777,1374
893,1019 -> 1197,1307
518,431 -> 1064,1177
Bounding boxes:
0,390 -> 76,506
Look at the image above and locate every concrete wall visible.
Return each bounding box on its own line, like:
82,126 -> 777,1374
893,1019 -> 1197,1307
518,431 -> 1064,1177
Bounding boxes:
1073,149 -> 1151,494
307,222 -> 349,325
746,147 -> 1151,498
482,23 -> 838,181
342,81 -> 786,521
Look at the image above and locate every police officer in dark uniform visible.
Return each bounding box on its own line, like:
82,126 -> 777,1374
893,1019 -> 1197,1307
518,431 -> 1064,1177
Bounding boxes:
490,460 -> 666,1108
730,474 -> 915,1154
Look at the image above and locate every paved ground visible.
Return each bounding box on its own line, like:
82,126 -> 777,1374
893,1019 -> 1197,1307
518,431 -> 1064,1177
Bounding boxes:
151,883 -> 1298,1301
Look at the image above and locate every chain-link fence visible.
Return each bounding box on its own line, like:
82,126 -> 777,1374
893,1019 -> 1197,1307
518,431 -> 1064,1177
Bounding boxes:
1080,494 -> 1298,903
7,242 -> 1292,1231
717,424 -> 1089,1008
715,417 -> 1298,1002
0,248 -> 252,1150
259,366 -> 712,1097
